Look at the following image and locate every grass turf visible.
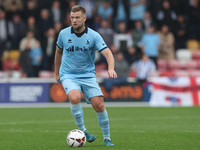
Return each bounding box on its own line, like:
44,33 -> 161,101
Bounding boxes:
0,106 -> 200,150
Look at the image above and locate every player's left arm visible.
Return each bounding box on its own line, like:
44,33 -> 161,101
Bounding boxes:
101,48 -> 117,78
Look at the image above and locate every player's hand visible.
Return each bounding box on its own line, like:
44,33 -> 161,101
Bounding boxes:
108,69 -> 117,79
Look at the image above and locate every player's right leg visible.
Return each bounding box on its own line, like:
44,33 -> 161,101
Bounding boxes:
61,78 -> 96,143
68,90 -> 96,143
68,89 -> 86,131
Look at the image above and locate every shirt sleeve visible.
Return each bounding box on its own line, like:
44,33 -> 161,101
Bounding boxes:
94,32 -> 108,52
56,31 -> 63,50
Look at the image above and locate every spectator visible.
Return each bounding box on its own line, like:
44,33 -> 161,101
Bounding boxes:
0,0 -> 3,8
50,0 -> 64,23
110,44 -> 118,55
23,0 -> 40,21
111,0 -> 129,29
91,14 -> 101,31
174,14 -> 188,49
97,1 -> 113,24
19,42 -> 33,77
0,7 -> 13,70
54,21 -> 63,38
114,51 -> 130,77
113,21 -> 133,54
129,0 -> 146,29
3,0 -> 23,12
11,13 -> 25,49
131,54 -> 156,83
41,28 -> 56,71
61,0 -> 76,28
157,24 -> 175,61
37,8 -> 54,39
147,0 -> 162,22
104,51 -> 129,91
78,0 -> 95,27
62,12 -> 71,28
19,30 -> 37,51
68,0 -> 77,9
131,20 -> 145,52
6,1 -> 23,20
140,25 -> 161,66
98,19 -> 114,47
188,0 -> 200,41
29,41 -> 43,77
126,46 -> 138,66
60,0 -> 70,11
143,11 -> 154,31
24,16 -> 40,40
170,0 -> 188,15
156,0 -> 177,30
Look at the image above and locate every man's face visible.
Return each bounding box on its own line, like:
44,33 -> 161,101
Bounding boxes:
70,11 -> 86,31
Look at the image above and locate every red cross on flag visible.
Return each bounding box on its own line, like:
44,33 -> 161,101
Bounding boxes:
149,77 -> 200,106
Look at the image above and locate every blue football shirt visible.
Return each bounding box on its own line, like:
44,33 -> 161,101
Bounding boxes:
56,26 -> 108,78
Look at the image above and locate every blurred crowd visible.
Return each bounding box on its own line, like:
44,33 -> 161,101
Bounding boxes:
0,0 -> 200,79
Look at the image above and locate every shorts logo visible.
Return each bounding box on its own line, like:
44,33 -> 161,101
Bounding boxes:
68,39 -> 72,43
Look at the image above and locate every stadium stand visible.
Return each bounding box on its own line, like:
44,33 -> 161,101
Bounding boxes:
0,0 -> 200,78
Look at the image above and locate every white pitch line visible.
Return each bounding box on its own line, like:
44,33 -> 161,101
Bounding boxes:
0,129 -> 145,133
0,120 -> 73,125
0,118 -> 131,126
0,129 -> 200,133
0,102 -> 150,108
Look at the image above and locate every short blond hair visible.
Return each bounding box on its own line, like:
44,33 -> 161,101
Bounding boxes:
71,5 -> 86,15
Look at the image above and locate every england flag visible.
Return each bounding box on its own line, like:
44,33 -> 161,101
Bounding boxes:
149,77 -> 200,106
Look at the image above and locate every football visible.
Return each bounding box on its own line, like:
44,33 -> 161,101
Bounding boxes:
66,129 -> 86,147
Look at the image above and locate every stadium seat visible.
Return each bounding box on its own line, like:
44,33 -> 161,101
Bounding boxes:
174,70 -> 189,77
176,49 -> 192,62
2,60 -> 20,71
192,50 -> 200,60
189,70 -> 200,77
184,60 -> 198,70
2,51 -> 10,61
159,70 -> 175,77
9,50 -> 20,61
187,39 -> 199,52
195,60 -> 200,69
38,70 -> 54,78
168,60 -> 182,70
157,59 -> 168,70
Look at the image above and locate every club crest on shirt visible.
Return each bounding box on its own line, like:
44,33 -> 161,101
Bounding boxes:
86,39 -> 90,44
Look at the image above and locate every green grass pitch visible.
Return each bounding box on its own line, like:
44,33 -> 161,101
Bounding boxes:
0,106 -> 200,150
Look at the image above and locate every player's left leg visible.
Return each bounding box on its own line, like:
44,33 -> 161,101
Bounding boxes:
90,97 -> 114,146
80,77 -> 114,146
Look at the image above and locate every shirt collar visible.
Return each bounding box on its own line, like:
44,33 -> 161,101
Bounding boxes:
71,26 -> 88,34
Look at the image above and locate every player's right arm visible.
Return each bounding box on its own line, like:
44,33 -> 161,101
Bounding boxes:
54,46 -> 63,82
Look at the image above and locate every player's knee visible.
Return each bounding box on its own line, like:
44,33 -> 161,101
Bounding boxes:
95,103 -> 105,112
69,95 -> 81,104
